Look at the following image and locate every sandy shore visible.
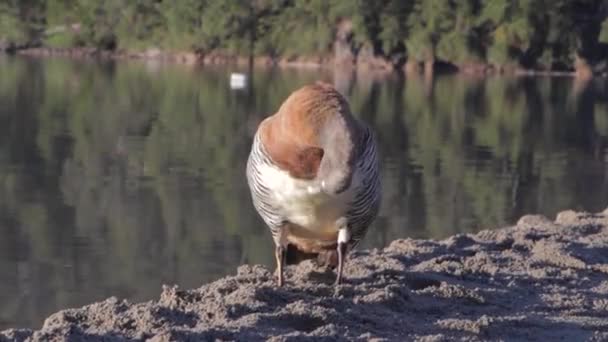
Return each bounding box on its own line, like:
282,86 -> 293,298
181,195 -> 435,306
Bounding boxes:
2,208 -> 608,341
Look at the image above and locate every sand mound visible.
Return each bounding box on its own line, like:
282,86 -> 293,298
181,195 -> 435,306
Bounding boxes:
2,208 -> 608,341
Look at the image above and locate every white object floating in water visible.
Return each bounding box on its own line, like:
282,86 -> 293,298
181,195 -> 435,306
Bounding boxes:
230,73 -> 247,89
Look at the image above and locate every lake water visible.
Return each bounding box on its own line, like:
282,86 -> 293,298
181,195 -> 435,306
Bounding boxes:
0,56 -> 606,330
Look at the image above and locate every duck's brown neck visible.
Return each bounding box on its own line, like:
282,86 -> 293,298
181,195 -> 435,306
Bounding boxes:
259,83 -> 361,188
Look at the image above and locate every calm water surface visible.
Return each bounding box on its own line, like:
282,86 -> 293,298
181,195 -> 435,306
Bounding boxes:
0,56 -> 606,329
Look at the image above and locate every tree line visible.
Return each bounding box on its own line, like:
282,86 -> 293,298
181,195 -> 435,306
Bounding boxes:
2,0 -> 608,75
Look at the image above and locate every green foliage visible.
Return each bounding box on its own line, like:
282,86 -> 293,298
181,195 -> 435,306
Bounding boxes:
265,0 -> 336,57
0,2 -> 28,44
436,31 -> 474,64
435,1 -> 483,64
477,0 -> 535,66
156,0 -> 205,49
1,0 -> 607,71
405,0 -> 456,62
0,0 -> 46,45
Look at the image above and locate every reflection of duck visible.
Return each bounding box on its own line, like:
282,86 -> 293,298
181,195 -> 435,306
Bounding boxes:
230,73 -> 247,89
246,82 -> 381,286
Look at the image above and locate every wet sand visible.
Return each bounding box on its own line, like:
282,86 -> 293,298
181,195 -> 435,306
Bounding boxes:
2,208 -> 608,341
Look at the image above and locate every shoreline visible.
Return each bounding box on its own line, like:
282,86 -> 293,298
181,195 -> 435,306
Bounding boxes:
3,47 -> 604,78
1,207 -> 607,341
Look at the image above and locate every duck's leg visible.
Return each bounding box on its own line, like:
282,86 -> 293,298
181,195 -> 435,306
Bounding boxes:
335,226 -> 350,285
275,245 -> 285,287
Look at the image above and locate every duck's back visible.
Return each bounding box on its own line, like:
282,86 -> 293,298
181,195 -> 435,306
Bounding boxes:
246,82 -> 381,256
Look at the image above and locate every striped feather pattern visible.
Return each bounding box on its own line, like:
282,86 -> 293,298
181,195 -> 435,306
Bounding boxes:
246,122 -> 381,250
246,132 -> 286,241
345,124 -> 381,248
